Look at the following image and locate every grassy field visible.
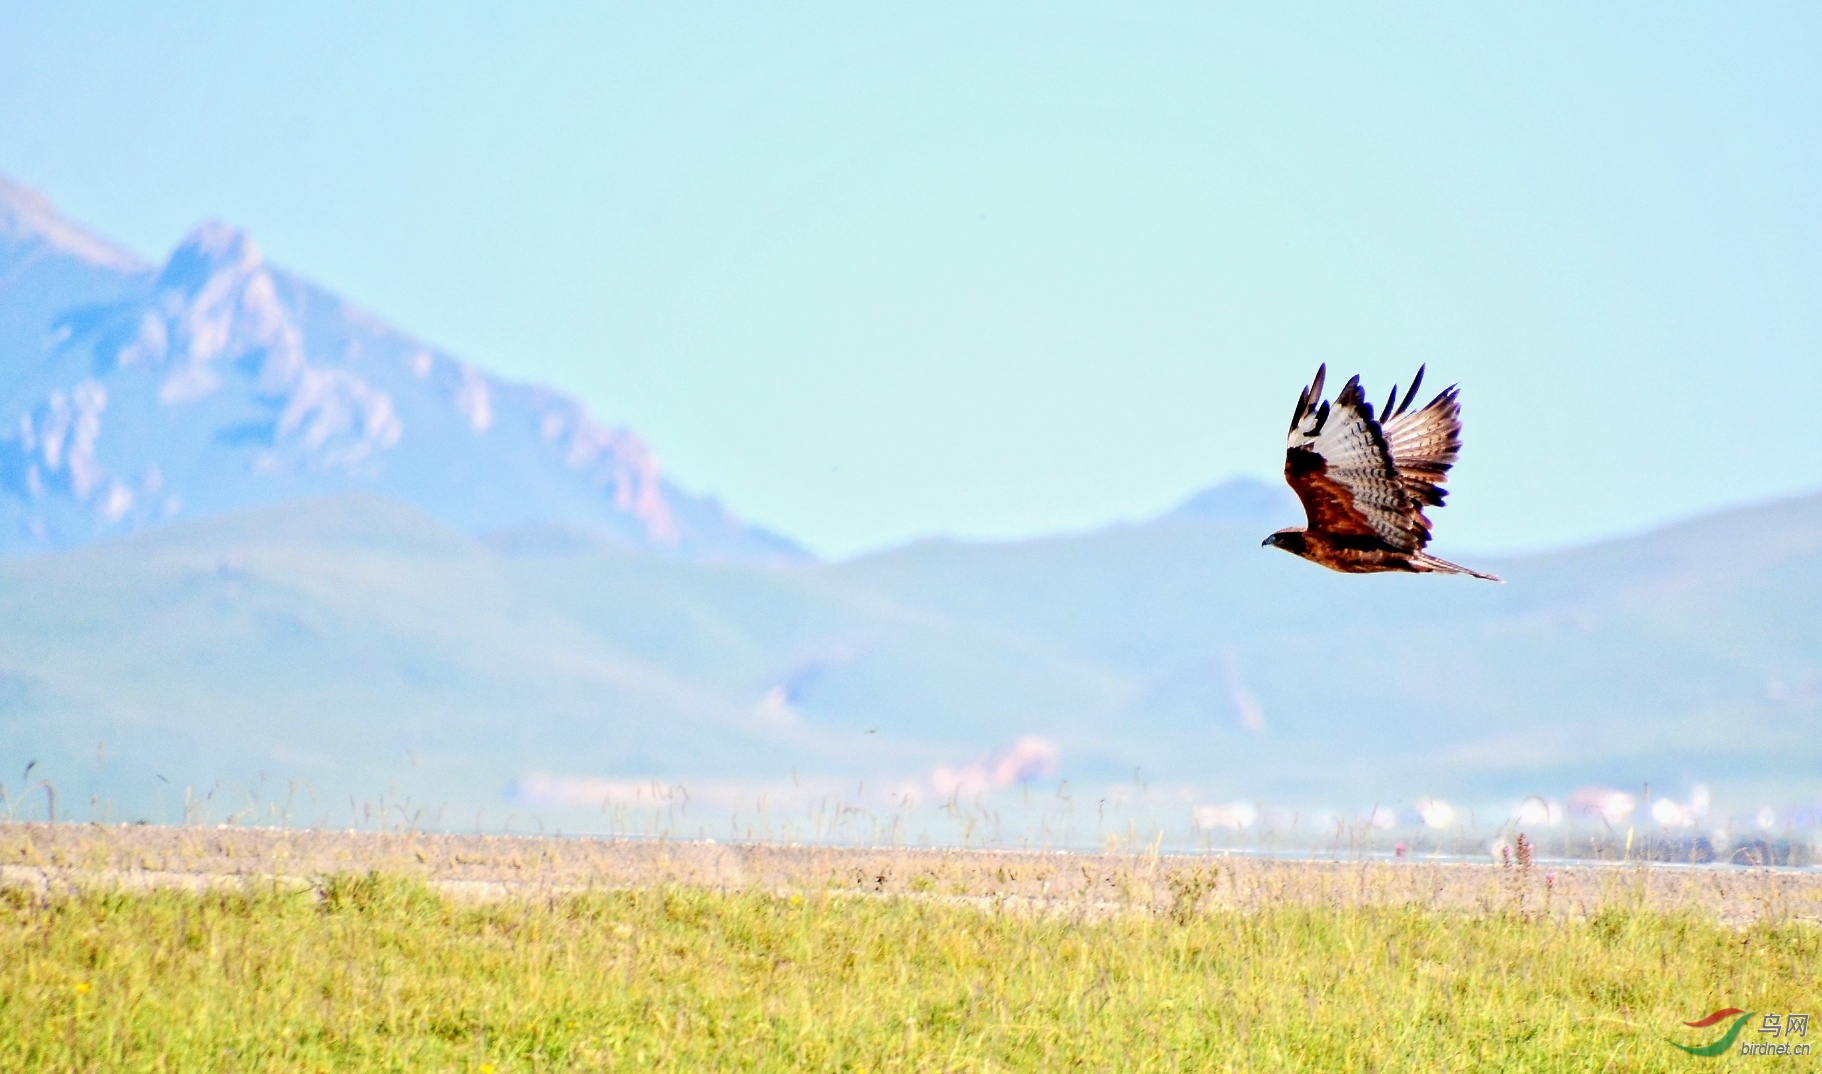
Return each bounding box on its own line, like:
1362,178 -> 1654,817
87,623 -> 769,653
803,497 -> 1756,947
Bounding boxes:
1,824 -> 1819,1072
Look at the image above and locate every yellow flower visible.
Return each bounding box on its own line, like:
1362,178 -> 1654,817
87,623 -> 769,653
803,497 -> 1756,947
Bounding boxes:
479,1065 -> 495,1074
73,982 -> 92,995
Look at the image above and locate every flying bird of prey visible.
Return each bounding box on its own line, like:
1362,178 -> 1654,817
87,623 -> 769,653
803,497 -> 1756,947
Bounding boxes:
1263,364 -> 1501,581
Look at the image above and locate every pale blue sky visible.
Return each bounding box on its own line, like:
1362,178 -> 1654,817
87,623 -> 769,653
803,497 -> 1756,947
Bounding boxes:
2,3 -> 1819,558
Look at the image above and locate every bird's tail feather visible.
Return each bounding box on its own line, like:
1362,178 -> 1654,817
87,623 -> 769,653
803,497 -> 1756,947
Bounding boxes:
1413,552 -> 1503,583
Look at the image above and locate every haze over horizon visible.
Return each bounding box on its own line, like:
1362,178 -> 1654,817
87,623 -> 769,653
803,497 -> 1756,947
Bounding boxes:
4,146 -> 1820,843
3,3 -> 1820,560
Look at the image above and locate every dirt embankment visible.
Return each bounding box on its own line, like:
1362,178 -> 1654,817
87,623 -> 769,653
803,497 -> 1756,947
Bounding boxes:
3,822 -> 1818,926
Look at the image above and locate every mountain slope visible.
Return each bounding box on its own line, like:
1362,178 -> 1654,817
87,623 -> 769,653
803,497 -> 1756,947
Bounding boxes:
0,175 -> 804,562
0,493 -> 1114,827
821,483 -> 1822,807
1,483 -> 1817,836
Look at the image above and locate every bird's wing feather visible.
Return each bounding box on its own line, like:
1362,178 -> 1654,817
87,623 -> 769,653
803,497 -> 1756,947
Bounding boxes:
1378,365 -> 1463,542
1284,367 -> 1426,550
1380,386 -> 1461,506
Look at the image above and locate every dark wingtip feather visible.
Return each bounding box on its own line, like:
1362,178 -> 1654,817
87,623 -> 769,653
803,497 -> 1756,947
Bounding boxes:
1289,385 -> 1312,432
1423,386 -> 1458,412
1399,366 -> 1425,414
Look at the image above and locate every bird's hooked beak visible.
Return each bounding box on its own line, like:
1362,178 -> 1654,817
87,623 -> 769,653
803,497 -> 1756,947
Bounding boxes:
1261,530 -> 1298,551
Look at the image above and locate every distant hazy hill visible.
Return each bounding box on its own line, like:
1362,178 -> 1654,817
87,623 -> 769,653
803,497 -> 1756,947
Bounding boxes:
828,483 -> 1822,810
0,174 -> 803,562
3,174 -> 1815,842
2,480 -> 1817,837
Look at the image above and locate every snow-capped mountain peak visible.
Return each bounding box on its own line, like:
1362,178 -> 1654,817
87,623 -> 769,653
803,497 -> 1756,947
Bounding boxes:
0,174 -> 805,562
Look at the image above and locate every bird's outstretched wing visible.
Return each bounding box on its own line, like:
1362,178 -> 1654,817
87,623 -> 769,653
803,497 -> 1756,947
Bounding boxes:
1376,365 -> 1462,521
1283,364 -> 1430,551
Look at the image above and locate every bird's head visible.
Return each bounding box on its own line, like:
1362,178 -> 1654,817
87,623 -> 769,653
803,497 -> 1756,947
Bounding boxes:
1262,528 -> 1306,554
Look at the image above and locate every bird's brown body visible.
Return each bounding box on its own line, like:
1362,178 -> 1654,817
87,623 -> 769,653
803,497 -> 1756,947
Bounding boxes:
1264,364 -> 1499,582
1263,527 -> 1473,576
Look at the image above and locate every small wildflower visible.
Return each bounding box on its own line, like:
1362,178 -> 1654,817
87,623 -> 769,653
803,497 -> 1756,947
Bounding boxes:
73,982 -> 92,995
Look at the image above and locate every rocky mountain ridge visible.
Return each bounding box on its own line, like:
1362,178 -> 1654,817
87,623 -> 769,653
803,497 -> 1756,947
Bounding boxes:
0,174 -> 804,561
